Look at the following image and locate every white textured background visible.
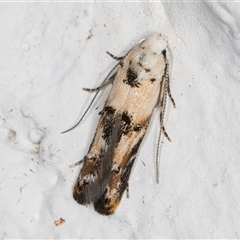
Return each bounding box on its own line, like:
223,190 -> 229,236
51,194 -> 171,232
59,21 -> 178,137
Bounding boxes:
1,2 -> 240,238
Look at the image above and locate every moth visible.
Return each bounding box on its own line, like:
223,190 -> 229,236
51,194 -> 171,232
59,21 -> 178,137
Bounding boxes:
63,33 -> 176,215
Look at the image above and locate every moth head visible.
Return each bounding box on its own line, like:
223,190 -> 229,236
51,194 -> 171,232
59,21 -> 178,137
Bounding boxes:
141,33 -> 168,56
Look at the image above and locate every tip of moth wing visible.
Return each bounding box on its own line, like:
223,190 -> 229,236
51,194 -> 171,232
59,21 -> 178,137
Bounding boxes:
73,184 -> 90,205
93,197 -> 120,215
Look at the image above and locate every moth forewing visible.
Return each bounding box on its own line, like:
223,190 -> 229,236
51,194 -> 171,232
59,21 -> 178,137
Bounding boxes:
93,125 -> 146,215
73,106 -> 121,204
72,33 -> 175,215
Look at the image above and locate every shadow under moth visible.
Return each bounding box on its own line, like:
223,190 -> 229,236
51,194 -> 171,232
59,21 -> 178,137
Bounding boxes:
62,33 -> 176,215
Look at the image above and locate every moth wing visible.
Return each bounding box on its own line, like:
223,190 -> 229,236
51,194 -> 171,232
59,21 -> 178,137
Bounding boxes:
93,157 -> 135,215
73,114 -> 121,205
93,110 -> 148,215
93,136 -> 145,215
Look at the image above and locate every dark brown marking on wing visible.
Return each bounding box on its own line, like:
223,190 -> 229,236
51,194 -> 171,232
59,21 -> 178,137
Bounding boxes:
112,166 -> 121,174
123,68 -> 140,88
121,111 -> 132,134
100,106 -> 116,144
99,106 -> 116,115
133,124 -> 142,132
150,78 -> 156,83
116,111 -> 133,142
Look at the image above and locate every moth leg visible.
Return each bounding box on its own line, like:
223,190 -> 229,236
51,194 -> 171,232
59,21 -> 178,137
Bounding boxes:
83,60 -> 121,92
84,51 -> 127,92
69,159 -> 84,168
83,77 -> 113,92
106,51 -> 125,61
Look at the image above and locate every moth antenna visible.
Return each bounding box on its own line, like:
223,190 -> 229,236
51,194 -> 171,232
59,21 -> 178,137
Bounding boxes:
156,126 -> 162,184
160,80 -> 171,142
159,50 -> 174,142
165,50 -> 176,108
156,49 -> 176,183
61,91 -> 100,134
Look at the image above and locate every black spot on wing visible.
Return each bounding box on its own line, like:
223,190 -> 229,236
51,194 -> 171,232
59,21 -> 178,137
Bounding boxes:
112,166 -> 121,174
150,78 -> 156,83
100,106 -> 116,144
133,124 -> 142,132
119,111 -> 132,139
123,68 -> 140,88
122,111 -> 131,125
101,109 -> 135,145
99,106 -> 115,115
